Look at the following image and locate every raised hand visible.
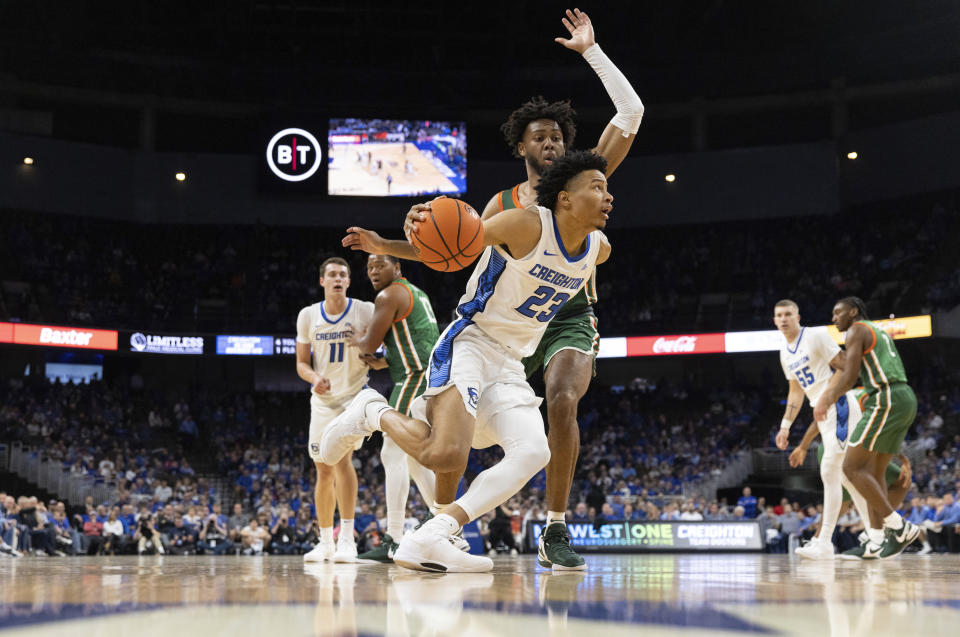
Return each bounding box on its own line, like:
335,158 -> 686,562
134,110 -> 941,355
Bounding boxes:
343,227 -> 385,254
555,8 -> 596,54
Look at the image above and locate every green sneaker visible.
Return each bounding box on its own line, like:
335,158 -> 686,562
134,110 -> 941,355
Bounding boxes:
357,533 -> 399,564
838,540 -> 882,561
878,520 -> 920,559
537,523 -> 586,571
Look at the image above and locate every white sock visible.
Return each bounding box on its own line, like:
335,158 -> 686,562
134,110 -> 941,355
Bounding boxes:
320,526 -> 334,544
819,455 -> 844,542
922,540 -> 932,550
381,434 -> 410,540
867,528 -> 884,545
364,402 -> 392,430
428,513 -> 460,535
546,511 -> 566,527
883,511 -> 904,530
429,502 -> 440,515
339,519 -> 354,541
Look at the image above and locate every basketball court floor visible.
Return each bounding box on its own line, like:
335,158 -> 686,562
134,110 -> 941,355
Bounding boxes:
328,142 -> 460,197
2,554 -> 958,635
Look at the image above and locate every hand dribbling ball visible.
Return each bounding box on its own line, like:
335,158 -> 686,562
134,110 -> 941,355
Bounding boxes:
410,198 -> 485,272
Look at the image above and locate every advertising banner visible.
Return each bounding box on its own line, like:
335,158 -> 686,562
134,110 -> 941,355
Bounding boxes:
10,323 -> 118,351
827,314 -> 932,344
625,333 -> 726,357
526,520 -> 763,552
216,335 -> 274,355
127,331 -> 205,355
597,315 -> 932,359
273,337 -> 297,355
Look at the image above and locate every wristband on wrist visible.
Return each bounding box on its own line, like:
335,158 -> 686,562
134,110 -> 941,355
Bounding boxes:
779,419 -> 792,431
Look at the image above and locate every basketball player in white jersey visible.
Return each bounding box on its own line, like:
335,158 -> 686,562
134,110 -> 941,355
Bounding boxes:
329,150 -> 612,572
773,299 -> 868,560
297,257 -> 375,563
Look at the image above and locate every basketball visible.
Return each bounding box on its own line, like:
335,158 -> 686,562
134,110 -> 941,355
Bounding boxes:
410,198 -> 485,272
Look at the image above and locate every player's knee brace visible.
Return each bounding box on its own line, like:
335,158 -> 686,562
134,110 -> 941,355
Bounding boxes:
502,433 -> 551,480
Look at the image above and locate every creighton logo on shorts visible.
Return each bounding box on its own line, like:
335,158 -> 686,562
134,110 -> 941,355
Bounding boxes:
310,443 -> 320,455
467,387 -> 479,409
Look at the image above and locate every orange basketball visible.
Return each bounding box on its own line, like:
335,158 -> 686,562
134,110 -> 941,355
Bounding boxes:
410,198 -> 485,272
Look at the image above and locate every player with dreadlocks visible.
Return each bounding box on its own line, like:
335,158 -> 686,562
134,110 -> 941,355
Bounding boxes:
814,296 -> 921,559
479,7 -> 643,571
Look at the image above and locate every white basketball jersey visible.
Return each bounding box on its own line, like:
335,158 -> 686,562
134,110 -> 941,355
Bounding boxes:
779,326 -> 842,404
296,297 -> 375,403
451,206 -> 602,357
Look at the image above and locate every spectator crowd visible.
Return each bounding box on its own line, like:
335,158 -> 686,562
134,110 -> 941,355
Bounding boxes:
2,195 -> 958,336
3,360 -> 958,558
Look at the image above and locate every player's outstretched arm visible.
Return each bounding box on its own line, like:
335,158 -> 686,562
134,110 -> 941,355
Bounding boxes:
342,226 -> 420,261
406,204 -> 542,260
813,323 -> 869,421
555,8 -> 643,177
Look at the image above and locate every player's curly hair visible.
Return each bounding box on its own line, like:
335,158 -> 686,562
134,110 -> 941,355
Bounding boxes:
535,150 -> 608,210
838,296 -> 870,320
500,96 -> 578,158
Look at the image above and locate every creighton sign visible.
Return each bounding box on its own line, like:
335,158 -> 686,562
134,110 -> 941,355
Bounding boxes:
527,520 -> 763,552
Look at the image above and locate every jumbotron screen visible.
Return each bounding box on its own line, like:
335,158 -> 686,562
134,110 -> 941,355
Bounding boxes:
327,118 -> 466,197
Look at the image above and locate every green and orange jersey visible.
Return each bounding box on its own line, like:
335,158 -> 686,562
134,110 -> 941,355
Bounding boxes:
856,320 -> 908,393
494,185 -> 598,316
382,278 -> 439,385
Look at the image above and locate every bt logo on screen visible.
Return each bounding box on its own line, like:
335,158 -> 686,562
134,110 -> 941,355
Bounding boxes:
266,128 -> 323,182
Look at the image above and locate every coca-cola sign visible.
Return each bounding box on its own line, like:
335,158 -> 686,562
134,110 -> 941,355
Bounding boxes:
653,336 -> 699,353
627,333 -> 725,357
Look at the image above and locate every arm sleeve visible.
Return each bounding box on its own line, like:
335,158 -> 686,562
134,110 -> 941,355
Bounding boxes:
296,307 -> 311,344
582,44 -> 644,136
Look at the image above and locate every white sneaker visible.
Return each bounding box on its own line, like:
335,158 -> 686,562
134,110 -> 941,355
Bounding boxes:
333,539 -> 358,563
393,520 -> 493,573
796,538 -> 835,561
318,388 -> 388,464
304,539 -> 336,563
